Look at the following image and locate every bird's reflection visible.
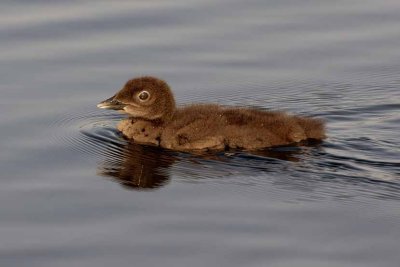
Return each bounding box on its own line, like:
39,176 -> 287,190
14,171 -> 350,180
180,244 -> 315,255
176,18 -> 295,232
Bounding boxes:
97,139 -> 321,191
97,141 -> 176,190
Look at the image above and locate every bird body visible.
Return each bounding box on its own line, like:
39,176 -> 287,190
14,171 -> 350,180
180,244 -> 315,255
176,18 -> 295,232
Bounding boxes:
98,77 -> 325,151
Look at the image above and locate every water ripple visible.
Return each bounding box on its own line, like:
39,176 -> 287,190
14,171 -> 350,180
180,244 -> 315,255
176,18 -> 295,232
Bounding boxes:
48,104 -> 400,200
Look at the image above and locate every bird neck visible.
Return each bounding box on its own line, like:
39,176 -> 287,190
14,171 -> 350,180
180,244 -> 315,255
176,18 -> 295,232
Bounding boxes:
159,93 -> 176,123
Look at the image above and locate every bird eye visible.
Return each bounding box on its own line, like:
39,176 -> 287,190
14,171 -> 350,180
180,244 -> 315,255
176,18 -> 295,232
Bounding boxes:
138,91 -> 150,101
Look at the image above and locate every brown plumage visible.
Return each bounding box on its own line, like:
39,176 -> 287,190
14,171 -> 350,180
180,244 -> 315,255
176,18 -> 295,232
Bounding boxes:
98,76 -> 326,151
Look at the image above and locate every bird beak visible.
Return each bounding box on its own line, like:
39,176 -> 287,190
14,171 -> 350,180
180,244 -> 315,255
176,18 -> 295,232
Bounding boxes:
97,95 -> 127,110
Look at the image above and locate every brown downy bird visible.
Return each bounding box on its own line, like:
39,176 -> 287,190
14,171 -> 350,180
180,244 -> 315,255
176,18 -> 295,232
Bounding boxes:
97,76 -> 326,151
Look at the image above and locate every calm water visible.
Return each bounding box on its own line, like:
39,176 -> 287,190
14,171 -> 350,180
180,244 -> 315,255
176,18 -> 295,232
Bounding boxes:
1,1 -> 400,266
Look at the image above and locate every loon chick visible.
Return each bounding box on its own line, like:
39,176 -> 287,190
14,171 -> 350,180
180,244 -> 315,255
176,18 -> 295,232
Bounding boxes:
97,76 -> 326,151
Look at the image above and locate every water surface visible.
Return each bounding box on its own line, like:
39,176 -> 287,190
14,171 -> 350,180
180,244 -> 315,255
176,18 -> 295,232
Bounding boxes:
1,1 -> 400,266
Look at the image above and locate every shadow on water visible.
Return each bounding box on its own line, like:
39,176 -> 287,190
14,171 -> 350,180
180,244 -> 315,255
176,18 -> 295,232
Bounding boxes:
90,130 -> 400,201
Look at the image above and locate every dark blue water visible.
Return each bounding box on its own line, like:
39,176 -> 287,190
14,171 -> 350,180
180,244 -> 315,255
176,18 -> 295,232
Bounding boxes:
1,1 -> 400,266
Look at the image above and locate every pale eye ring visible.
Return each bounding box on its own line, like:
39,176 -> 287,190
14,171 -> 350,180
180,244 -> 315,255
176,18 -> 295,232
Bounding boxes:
138,90 -> 150,101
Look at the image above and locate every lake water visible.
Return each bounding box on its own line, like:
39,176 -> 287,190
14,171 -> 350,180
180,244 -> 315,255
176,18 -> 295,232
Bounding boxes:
1,1 -> 400,266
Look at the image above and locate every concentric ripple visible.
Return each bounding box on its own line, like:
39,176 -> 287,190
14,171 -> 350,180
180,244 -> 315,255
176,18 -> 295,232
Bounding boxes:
48,102 -> 400,199
50,107 -> 128,161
